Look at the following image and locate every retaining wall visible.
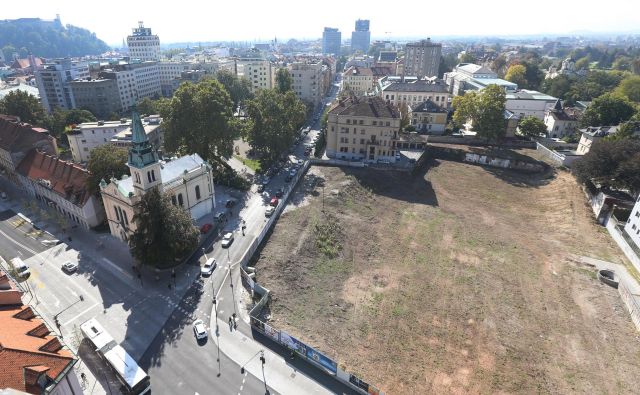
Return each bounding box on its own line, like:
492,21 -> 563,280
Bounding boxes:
618,281 -> 640,332
426,136 -> 536,148
427,145 -> 547,173
605,215 -> 640,274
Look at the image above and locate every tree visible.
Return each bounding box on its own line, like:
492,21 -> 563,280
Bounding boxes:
129,188 -> 199,268
0,90 -> 47,126
136,97 -> 159,116
540,75 -> 573,102
275,68 -> 293,93
612,56 -> 633,71
605,121 -> 640,141
518,116 -> 548,138
453,84 -> 506,141
575,55 -> 591,70
458,52 -> 477,64
573,139 -> 640,193
504,64 -> 528,88
86,145 -> 129,195
399,102 -> 410,130
47,108 -> 96,140
615,75 -> 640,102
245,89 -> 306,166
214,69 -> 253,108
580,93 -> 636,127
162,79 -> 239,161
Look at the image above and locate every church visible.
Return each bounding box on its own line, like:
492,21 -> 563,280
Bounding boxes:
100,111 -> 215,243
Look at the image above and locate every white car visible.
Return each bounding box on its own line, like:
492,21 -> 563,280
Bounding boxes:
221,232 -> 234,248
201,258 -> 216,276
265,206 -> 276,217
62,261 -> 78,273
193,319 -> 207,340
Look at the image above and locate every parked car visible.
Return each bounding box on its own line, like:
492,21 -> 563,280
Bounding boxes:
257,184 -> 265,193
193,319 -> 208,340
62,261 -> 78,273
285,174 -> 292,183
289,169 -> 297,177
275,188 -> 284,198
270,197 -> 279,207
201,258 -> 217,276
200,223 -> 213,234
265,206 -> 276,217
225,199 -> 237,208
0,191 -> 7,200
221,232 -> 234,248
214,212 -> 226,222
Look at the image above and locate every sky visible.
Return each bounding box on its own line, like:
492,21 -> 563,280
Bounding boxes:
4,0 -> 640,46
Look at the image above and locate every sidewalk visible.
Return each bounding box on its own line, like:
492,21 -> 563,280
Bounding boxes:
578,255 -> 640,294
210,315 -> 333,395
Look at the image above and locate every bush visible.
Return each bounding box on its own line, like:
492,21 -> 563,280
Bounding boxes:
213,166 -> 251,191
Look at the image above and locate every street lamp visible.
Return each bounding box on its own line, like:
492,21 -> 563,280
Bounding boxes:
212,285 -> 221,377
54,295 -> 84,333
240,350 -> 269,395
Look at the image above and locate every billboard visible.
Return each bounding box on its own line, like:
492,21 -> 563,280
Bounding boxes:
264,323 -> 279,342
279,331 -> 307,356
306,345 -> 337,375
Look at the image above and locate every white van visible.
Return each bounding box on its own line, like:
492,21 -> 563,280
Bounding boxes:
10,257 -> 30,278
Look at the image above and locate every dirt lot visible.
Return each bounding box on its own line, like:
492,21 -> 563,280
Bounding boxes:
254,159 -> 640,394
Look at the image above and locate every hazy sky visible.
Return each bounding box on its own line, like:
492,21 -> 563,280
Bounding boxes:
4,0 -> 639,45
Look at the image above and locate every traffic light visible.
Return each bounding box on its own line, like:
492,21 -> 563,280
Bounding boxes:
260,355 -> 266,365
240,367 -> 245,374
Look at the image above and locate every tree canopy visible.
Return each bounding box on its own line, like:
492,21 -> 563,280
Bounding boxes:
573,139 -> 640,193
275,68 -> 293,93
162,79 -> 240,161
453,84 -> 507,141
0,90 -> 47,126
540,70 -> 627,105
615,75 -> 640,102
214,69 -> 253,108
518,116 -> 548,138
245,89 -> 306,166
129,188 -> 199,268
86,145 -> 129,195
0,19 -> 109,58
580,93 -> 637,127
504,64 -> 527,88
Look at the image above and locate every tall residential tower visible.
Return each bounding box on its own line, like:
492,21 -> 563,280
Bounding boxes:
404,38 -> 442,78
127,21 -> 160,62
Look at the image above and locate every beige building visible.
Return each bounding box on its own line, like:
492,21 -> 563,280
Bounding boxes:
577,126 -> 618,155
237,58 -> 274,93
544,99 -> 580,138
289,60 -> 328,109
100,112 -> 215,243
326,96 -> 401,162
67,116 -> 162,163
379,76 -> 451,109
342,66 -> 374,95
410,99 -> 448,134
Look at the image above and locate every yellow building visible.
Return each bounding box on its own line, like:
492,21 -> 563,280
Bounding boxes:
410,99 -> 448,134
326,96 -> 401,162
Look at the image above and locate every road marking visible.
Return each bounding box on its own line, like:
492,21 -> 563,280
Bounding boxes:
101,257 -> 133,280
62,302 -> 99,326
0,228 -> 37,255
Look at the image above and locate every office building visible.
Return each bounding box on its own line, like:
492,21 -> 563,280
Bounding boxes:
68,78 -> 122,119
404,38 -> 442,78
127,21 -> 160,62
35,58 -> 89,112
351,19 -> 371,53
322,27 -> 342,55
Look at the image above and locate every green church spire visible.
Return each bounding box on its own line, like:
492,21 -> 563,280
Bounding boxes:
127,110 -> 159,169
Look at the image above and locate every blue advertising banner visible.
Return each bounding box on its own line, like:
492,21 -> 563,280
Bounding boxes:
306,345 -> 337,375
279,331 -> 307,355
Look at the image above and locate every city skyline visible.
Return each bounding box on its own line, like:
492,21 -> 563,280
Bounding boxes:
2,0 -> 639,46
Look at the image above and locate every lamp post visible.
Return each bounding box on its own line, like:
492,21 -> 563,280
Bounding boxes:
240,350 -> 269,395
212,285 -> 221,376
54,294 -> 84,333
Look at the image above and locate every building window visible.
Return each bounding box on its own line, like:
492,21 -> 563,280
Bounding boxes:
171,195 -> 177,205
114,206 -> 120,221
178,193 -> 184,207
123,211 -> 129,225
147,171 -> 152,183
195,185 -> 201,200
151,170 -> 156,181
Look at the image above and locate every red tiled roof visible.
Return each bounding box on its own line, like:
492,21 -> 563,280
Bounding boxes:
10,58 -> 43,70
0,115 -> 57,155
0,306 -> 74,394
16,150 -> 92,206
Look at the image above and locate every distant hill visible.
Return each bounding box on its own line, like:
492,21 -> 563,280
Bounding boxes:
0,17 -> 110,59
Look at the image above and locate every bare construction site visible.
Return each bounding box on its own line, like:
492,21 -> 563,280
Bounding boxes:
254,157 -> 640,394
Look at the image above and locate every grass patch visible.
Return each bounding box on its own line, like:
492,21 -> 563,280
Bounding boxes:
233,155 -> 261,172
313,214 -> 343,258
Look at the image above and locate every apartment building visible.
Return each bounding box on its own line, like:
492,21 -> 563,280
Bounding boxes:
379,76 -> 451,108
544,99 -> 581,138
127,21 -> 160,61
0,272 -> 83,395
410,99 -> 448,134
404,38 -> 442,78
326,96 -> 401,162
290,60 -> 326,109
68,77 -> 122,118
17,150 -> 105,229
99,62 -> 161,110
342,66 -> 374,95
237,58 -> 274,93
35,58 -> 89,112
67,115 -> 162,163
